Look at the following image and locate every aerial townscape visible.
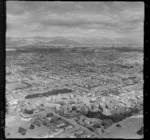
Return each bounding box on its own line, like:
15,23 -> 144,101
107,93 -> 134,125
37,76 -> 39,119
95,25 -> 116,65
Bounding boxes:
6,1 -> 144,139
6,43 -> 143,138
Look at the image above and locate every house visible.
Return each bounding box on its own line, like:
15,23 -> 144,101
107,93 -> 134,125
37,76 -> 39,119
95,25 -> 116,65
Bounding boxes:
65,125 -> 73,130
33,120 -> 41,127
57,123 -> 65,127
18,127 -> 27,135
76,130 -> 84,135
29,124 -> 35,129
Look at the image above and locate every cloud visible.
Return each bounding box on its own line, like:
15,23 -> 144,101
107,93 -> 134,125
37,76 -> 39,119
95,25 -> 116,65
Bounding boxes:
6,1 -> 144,44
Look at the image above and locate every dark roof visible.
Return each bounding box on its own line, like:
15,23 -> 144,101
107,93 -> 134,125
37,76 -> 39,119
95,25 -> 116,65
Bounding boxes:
18,127 -> 27,135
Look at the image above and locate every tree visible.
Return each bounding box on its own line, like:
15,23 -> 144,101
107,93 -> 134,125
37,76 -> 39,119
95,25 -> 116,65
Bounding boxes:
131,107 -> 139,114
42,120 -> 48,126
116,124 -> 121,127
46,112 -> 53,117
111,113 -> 121,122
25,109 -> 34,114
102,119 -> 113,128
72,106 -> 76,111
88,127 -> 95,132
50,116 -> 61,123
29,124 -> 35,129
6,99 -> 9,114
41,104 -> 44,106
98,105 -> 103,112
93,122 -> 101,128
137,126 -> 143,135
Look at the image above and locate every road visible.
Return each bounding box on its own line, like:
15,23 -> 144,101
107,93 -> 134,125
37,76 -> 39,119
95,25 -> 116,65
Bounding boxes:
40,106 -> 104,138
55,127 -> 79,138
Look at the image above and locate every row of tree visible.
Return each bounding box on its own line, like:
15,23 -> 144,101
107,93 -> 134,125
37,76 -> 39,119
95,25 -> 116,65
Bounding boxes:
86,107 -> 140,123
25,88 -> 73,99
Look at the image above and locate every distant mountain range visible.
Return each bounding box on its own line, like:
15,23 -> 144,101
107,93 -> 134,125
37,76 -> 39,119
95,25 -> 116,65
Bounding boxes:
6,37 -> 82,48
6,36 -> 143,48
49,37 -> 82,45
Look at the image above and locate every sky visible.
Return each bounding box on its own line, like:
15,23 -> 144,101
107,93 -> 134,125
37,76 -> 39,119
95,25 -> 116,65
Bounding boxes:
7,1 -> 144,44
